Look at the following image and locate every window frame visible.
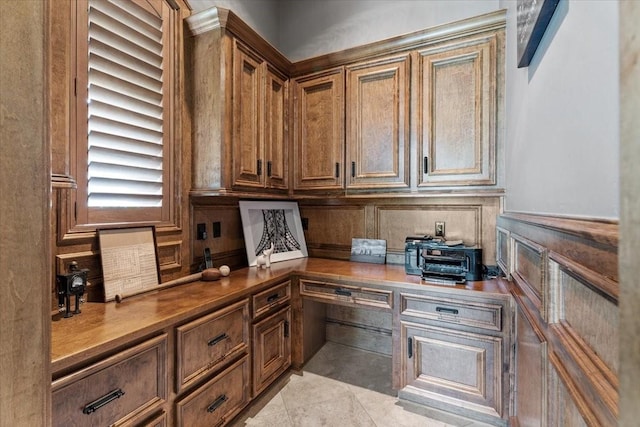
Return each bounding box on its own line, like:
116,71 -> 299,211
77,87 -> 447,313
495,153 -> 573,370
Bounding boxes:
65,0 -> 182,236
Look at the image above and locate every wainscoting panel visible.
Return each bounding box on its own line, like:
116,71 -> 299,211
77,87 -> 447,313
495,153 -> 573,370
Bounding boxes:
498,213 -> 618,427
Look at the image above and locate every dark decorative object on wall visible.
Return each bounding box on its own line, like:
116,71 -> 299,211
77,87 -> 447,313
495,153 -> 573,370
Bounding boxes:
517,0 -> 560,67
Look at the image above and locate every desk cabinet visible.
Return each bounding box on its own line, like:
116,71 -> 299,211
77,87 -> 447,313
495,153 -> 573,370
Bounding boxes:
175,356 -> 250,427
251,281 -> 292,396
176,299 -> 250,393
52,335 -> 167,427
397,291 -> 511,426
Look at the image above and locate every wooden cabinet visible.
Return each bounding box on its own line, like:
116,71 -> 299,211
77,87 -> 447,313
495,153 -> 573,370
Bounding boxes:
300,278 -> 393,311
176,299 -> 250,393
416,34 -> 498,187
292,54 -> 411,193
232,40 -> 288,191
176,356 -> 250,427
52,335 -> 167,427
346,55 -> 411,190
292,68 -> 345,191
397,291 -> 511,426
186,8 -> 290,195
251,282 -> 292,396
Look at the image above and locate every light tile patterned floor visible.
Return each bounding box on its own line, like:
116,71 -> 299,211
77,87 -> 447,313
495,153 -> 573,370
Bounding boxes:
230,342 -> 495,427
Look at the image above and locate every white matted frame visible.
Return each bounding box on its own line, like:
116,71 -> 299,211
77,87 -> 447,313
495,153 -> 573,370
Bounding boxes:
239,200 -> 308,266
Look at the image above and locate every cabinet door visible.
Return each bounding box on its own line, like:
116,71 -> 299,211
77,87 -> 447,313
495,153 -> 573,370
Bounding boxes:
252,306 -> 292,396
264,65 -> 288,190
401,321 -> 503,419
417,35 -> 497,186
346,55 -> 410,190
232,40 -> 264,188
293,68 -> 345,191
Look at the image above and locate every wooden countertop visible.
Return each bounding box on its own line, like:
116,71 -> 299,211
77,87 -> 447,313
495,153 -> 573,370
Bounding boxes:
51,257 -> 509,377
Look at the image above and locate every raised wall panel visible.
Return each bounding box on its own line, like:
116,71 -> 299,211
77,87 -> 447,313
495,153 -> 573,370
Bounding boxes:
192,205 -> 246,268
496,226 -> 510,278
514,304 -> 547,427
376,204 -> 481,254
157,240 -> 182,271
512,234 -> 546,316
298,205 -> 366,258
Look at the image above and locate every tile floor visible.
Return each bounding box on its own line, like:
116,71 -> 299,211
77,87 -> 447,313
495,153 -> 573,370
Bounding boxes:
230,342 -> 495,427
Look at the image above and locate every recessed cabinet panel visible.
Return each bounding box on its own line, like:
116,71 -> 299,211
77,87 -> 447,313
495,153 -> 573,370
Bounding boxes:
402,321 -> 503,418
52,335 -> 167,427
264,66 -> 288,189
293,68 -> 345,191
176,299 -> 249,392
418,35 -> 497,186
176,355 -> 250,427
233,41 -> 264,188
252,306 -> 292,396
346,55 -> 410,189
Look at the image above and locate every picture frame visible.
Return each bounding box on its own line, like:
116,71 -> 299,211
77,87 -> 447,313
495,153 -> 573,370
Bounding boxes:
350,238 -> 387,264
516,0 -> 560,68
239,200 -> 308,267
98,226 -> 160,302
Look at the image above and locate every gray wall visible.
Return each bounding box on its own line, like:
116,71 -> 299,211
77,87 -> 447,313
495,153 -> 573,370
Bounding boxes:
500,0 -> 619,219
187,0 -> 620,220
277,0 -> 500,61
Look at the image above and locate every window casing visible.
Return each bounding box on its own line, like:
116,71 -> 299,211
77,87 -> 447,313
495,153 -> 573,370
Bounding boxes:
71,0 -> 179,230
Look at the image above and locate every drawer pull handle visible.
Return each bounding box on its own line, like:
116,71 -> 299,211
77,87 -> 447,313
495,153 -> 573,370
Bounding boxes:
408,337 -> 413,359
334,288 -> 352,297
436,306 -> 459,315
207,333 -> 229,346
207,394 -> 228,413
82,388 -> 125,414
267,293 -> 280,303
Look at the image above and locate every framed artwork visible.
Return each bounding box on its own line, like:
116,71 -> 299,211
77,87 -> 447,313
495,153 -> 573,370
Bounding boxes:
239,200 -> 308,266
350,238 -> 387,264
517,0 -> 560,68
98,226 -> 160,302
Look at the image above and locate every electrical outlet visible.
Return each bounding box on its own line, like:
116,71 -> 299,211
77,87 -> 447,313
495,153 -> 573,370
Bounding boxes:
212,221 -> 221,238
196,223 -> 207,240
435,221 -> 445,237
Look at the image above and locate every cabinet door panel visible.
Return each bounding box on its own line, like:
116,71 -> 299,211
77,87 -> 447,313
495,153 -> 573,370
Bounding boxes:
346,55 -> 410,189
233,41 -> 264,188
253,306 -> 292,396
293,68 -> 345,191
402,321 -> 503,418
418,35 -> 497,186
264,66 -> 288,189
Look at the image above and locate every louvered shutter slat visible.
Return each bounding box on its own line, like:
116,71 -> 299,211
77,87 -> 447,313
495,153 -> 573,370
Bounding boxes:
86,0 -> 165,208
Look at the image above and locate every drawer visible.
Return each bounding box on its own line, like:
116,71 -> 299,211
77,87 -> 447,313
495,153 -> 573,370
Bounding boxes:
176,299 -> 249,392
400,293 -> 503,332
252,281 -> 291,319
300,279 -> 392,310
52,335 -> 167,427
176,355 -> 250,427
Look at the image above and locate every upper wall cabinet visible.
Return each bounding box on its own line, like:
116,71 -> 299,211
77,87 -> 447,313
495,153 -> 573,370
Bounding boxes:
417,34 -> 498,187
186,8 -> 291,196
292,54 -> 411,194
291,10 -> 505,195
233,41 -> 288,190
346,55 -> 411,190
292,68 -> 345,192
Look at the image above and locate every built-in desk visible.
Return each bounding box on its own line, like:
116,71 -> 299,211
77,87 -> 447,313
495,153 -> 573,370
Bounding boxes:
51,258 -> 512,427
